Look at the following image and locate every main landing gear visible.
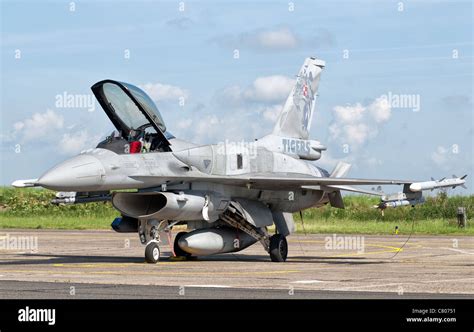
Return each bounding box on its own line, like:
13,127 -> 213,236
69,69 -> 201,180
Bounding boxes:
220,206 -> 289,262
269,234 -> 288,262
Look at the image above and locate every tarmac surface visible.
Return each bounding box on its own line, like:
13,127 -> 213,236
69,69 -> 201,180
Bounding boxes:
0,230 -> 473,299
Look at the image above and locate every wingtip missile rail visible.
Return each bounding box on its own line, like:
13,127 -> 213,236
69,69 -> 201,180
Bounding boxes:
373,174 -> 468,211
409,175 -> 467,192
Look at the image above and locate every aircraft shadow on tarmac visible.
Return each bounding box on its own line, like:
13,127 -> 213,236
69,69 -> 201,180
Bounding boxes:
0,253 -> 390,266
198,254 -> 389,265
0,254 -> 144,265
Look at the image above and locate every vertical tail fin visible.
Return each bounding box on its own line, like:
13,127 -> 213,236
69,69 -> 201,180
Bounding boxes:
273,57 -> 325,140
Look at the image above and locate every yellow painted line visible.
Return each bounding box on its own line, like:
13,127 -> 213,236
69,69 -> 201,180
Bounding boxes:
289,240 -> 325,244
290,241 -> 406,257
332,249 -> 400,257
366,244 -> 404,250
289,240 -> 422,249
368,243 -> 422,248
317,243 -> 404,258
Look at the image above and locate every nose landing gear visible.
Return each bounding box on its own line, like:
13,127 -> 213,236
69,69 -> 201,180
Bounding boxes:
139,220 -> 165,264
145,241 -> 160,263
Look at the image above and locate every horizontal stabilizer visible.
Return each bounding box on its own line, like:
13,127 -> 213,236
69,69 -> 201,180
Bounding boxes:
330,162 -> 351,178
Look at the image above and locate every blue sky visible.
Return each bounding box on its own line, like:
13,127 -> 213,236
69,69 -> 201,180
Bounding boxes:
1,0 -> 473,192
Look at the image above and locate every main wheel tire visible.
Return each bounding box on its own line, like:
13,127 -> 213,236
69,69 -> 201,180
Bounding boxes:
174,232 -> 192,258
145,242 -> 160,263
269,234 -> 288,262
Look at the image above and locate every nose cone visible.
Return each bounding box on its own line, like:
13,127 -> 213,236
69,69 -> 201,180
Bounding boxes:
38,154 -> 105,191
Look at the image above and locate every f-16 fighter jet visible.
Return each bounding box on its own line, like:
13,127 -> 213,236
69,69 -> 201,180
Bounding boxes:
13,57 -> 467,263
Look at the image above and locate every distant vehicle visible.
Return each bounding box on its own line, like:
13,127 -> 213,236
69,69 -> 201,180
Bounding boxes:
13,57 -> 467,263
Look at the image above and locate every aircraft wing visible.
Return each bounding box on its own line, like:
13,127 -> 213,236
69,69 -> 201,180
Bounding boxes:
130,173 -> 414,210
130,174 -> 415,191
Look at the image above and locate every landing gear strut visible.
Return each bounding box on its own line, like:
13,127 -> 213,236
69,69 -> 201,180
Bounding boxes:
269,234 -> 288,262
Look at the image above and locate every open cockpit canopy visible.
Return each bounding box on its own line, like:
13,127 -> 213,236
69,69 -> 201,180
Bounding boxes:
92,80 -> 172,152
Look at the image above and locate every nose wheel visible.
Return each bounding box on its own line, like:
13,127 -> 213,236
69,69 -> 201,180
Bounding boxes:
145,241 -> 160,263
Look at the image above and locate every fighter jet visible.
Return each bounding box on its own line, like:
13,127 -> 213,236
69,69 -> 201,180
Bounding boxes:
12,57 -> 467,263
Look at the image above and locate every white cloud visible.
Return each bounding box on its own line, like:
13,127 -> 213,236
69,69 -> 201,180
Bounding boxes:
211,26 -> 300,51
177,118 -> 193,130
219,75 -> 294,106
211,26 -> 336,52
207,75 -> 292,141
245,75 -> 295,103
431,145 -> 449,166
172,106 -> 270,144
328,96 -> 392,150
13,109 -> 64,142
8,109 -> 103,155
195,115 -> 220,137
429,145 -> 471,177
343,123 -> 370,146
13,122 -> 24,131
332,103 -> 365,123
219,85 -> 244,106
58,130 -> 100,155
255,27 -> 298,49
201,74 -> 294,142
189,115 -> 222,142
368,96 -> 391,123
141,82 -> 189,102
262,105 -> 283,123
